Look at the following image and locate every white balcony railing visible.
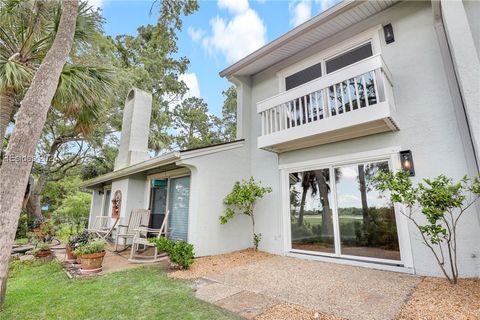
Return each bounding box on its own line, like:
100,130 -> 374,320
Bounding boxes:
257,54 -> 397,151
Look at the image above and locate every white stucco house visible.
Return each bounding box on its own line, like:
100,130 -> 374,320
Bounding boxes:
83,0 -> 480,277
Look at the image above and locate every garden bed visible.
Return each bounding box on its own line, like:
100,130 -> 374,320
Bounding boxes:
169,249 -> 272,280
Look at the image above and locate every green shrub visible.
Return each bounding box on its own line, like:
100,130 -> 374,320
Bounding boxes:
150,236 -> 174,254
170,241 -> 194,269
149,237 -> 195,269
74,240 -> 105,256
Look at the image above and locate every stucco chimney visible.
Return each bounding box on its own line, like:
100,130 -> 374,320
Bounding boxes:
115,88 -> 152,170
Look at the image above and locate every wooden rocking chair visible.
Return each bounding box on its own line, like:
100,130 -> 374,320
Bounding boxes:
128,210 -> 170,263
87,216 -> 119,242
114,209 -> 150,251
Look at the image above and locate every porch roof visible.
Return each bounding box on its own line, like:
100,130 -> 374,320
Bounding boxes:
80,139 -> 245,189
219,0 -> 399,78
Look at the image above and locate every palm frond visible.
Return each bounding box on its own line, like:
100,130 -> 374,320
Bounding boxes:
52,64 -> 115,135
0,57 -> 33,91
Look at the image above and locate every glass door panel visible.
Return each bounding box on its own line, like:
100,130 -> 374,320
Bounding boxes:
150,179 -> 168,230
168,176 -> 190,241
289,169 -> 335,254
334,161 -> 400,261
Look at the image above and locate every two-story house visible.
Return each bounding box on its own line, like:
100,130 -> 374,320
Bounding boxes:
83,0 -> 480,277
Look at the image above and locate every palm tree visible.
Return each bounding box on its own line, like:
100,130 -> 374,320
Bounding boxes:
297,171 -> 317,227
1,1 -> 114,219
0,0 -> 79,306
0,0 -> 112,142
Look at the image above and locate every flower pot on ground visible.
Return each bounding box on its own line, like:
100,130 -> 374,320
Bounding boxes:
77,251 -> 106,270
67,231 -> 94,263
33,242 -> 52,258
74,240 -> 106,271
65,244 -> 76,261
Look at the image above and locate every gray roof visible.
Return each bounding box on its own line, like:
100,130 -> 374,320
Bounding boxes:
220,0 -> 399,78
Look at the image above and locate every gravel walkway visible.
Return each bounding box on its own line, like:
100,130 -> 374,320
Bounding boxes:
202,256 -> 420,320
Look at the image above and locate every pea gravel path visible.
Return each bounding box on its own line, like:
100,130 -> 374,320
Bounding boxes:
197,256 -> 421,320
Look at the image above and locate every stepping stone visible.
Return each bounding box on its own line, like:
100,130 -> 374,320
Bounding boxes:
215,291 -> 279,319
12,245 -> 34,254
19,255 -> 34,261
191,277 -> 216,290
195,282 -> 242,303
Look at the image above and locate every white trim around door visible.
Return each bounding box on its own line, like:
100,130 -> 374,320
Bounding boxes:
279,146 -> 414,272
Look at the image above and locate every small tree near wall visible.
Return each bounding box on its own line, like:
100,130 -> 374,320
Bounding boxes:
220,177 -> 272,251
374,171 -> 480,284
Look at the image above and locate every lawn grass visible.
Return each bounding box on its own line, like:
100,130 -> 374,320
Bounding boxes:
14,238 -> 29,245
2,261 -> 239,320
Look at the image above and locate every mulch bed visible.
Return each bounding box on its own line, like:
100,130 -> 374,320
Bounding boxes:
396,277 -> 480,320
169,249 -> 272,280
256,303 -> 344,320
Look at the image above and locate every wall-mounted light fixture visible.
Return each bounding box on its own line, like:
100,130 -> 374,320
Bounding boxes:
400,150 -> 415,176
383,23 -> 395,44
98,190 -> 104,195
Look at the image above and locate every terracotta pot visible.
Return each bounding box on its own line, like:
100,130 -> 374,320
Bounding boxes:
35,250 -> 52,258
65,245 -> 76,261
78,251 -> 106,270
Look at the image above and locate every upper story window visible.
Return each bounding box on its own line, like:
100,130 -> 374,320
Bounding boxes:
285,62 -> 322,91
325,43 -> 373,74
281,26 -> 380,93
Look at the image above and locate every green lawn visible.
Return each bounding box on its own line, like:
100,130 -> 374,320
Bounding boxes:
2,261 -> 238,320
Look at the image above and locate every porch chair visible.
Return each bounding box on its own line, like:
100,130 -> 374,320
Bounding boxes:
114,209 -> 150,251
87,216 -> 119,242
128,210 -> 170,263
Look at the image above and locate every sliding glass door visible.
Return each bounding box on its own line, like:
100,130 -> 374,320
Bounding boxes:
289,159 -> 401,262
150,176 -> 190,242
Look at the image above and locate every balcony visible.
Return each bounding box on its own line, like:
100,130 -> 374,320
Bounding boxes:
257,54 -> 399,152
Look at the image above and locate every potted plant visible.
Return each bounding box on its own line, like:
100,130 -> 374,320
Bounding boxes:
74,240 -> 106,272
33,242 -> 52,258
66,231 -> 92,262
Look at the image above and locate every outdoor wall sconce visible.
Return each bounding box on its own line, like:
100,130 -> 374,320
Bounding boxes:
400,150 -> 415,176
98,190 -> 104,195
383,23 -> 395,44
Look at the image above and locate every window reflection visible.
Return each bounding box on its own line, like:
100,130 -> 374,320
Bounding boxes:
290,169 -> 335,253
335,161 -> 400,260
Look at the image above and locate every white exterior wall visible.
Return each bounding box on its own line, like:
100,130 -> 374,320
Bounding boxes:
179,145 -> 253,257
243,1 -> 479,276
88,189 -> 104,228
110,173 -> 149,227
463,0 -> 480,57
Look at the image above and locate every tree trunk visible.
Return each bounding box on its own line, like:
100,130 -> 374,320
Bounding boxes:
0,0 -> 78,307
298,188 -> 307,227
0,90 -> 15,142
315,170 -> 333,237
26,178 -> 45,221
358,164 -> 369,225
